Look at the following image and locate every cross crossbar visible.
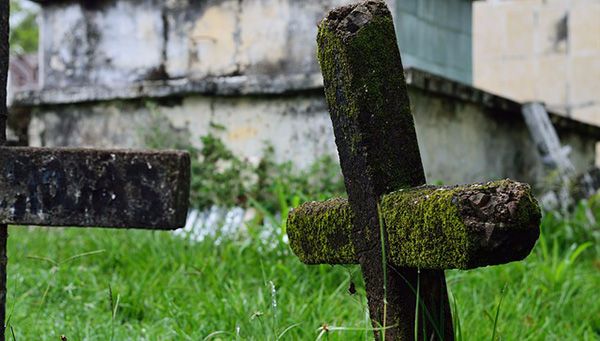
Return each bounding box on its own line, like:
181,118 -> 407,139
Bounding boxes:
288,180 -> 540,269
0,147 -> 190,229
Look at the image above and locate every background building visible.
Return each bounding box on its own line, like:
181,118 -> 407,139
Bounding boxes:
474,0 -> 600,125
8,0 -> 600,187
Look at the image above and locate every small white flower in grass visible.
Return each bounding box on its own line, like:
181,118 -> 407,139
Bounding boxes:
269,281 -> 277,312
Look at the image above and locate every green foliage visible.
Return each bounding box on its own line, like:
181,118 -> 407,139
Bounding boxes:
5,197 -> 600,339
5,226 -> 370,340
191,133 -> 253,209
253,145 -> 345,212
542,197 -> 600,256
139,103 -> 346,212
9,0 -> 39,54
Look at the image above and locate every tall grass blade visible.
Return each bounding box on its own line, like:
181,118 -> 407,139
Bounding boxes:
277,322 -> 301,340
377,204 -> 388,341
490,287 -> 506,341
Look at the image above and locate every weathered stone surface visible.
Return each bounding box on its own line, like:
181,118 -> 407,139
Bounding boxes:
33,0 -> 352,88
0,147 -> 190,229
0,0 -> 7,142
288,180 -> 541,270
316,1 -> 452,338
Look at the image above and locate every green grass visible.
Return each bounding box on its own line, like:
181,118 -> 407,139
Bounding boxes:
4,207 -> 600,340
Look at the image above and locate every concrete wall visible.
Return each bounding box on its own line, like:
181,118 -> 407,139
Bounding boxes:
25,78 -> 598,187
410,88 -> 593,185
474,0 -> 600,126
36,0 -> 474,88
41,0 -> 376,88
38,0 -> 354,89
15,0 -> 599,188
396,0 -> 472,83
28,93 -> 336,169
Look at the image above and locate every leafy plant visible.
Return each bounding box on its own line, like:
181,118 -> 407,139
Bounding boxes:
9,0 -> 39,54
139,102 -> 345,214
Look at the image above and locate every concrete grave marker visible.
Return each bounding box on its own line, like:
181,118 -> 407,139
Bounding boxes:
0,2 -> 190,338
287,1 -> 541,339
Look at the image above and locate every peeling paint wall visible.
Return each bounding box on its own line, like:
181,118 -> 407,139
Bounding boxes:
28,94 -> 337,170
39,0 -> 353,88
38,0 -> 473,88
26,88 -> 597,186
41,0 -> 165,87
409,88 -> 594,185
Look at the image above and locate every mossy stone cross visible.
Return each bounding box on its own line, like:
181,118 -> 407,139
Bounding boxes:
287,1 -> 541,340
0,2 -> 190,338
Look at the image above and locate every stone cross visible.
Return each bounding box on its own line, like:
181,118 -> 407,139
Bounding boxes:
287,1 -> 541,340
0,2 -> 190,338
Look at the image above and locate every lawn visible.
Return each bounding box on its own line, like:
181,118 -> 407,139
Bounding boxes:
4,203 -> 600,340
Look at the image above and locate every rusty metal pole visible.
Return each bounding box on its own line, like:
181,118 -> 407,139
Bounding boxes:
0,0 -> 9,339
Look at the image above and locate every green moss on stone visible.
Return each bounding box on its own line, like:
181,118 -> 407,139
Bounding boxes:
287,178 -> 539,269
381,179 -> 540,270
287,198 -> 356,264
381,186 -> 470,269
317,26 -> 362,154
317,12 -> 424,189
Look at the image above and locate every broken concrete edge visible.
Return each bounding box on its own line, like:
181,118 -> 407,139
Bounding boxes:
0,146 -> 191,230
320,0 -> 389,41
287,179 -> 541,270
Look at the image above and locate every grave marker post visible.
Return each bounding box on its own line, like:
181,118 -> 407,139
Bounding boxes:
1,2 -> 11,337
0,2 -> 191,338
287,1 -> 541,339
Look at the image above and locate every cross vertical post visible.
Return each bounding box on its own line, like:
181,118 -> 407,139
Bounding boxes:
1,1 -> 10,338
316,1 -> 452,338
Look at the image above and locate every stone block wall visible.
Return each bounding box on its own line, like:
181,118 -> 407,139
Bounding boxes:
474,0 -> 600,126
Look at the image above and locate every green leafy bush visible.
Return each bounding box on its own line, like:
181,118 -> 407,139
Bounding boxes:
139,103 -> 345,213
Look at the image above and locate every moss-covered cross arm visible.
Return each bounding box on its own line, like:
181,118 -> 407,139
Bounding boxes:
287,1 -> 542,340
288,179 -> 540,269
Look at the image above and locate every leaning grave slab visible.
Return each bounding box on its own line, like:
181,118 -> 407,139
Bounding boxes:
287,1 -> 541,340
0,2 -> 190,339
